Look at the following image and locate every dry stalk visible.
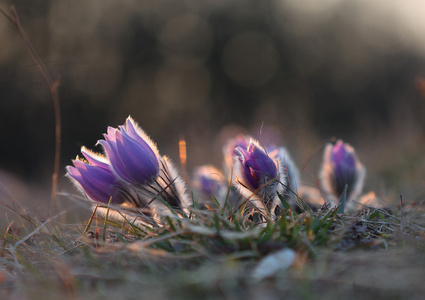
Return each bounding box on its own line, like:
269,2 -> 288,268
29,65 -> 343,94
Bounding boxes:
0,5 -> 61,214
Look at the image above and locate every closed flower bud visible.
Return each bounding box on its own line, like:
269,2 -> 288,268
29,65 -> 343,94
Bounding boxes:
320,139 -> 366,202
193,165 -> 227,198
234,139 -> 283,217
192,165 -> 242,209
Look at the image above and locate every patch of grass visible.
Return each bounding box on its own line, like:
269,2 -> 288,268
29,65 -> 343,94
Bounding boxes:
1,191 -> 425,299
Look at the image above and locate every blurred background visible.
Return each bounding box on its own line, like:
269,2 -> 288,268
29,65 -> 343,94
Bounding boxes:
0,0 -> 425,213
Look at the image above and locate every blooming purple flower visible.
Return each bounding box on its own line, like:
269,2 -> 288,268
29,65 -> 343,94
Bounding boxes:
98,118 -> 159,185
66,116 -> 191,217
320,139 -> 365,202
194,166 -> 226,197
66,157 -> 123,204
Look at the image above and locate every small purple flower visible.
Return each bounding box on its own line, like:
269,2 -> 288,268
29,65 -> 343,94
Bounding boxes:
232,139 -> 283,220
192,165 -> 243,209
235,142 -> 278,191
320,140 -> 365,201
193,165 -> 227,204
66,158 -> 123,204
233,140 -> 282,212
98,117 -> 159,185
196,166 -> 225,197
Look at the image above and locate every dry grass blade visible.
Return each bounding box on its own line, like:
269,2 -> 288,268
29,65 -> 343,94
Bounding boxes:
9,211 -> 65,272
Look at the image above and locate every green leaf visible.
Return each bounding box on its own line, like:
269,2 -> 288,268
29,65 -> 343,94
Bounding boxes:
338,184 -> 348,214
277,192 -> 291,210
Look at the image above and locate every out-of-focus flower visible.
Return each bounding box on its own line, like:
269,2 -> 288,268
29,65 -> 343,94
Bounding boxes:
192,165 -> 242,209
193,165 -> 226,198
98,117 -> 159,185
320,139 -> 366,203
234,139 -> 283,217
66,116 -> 190,218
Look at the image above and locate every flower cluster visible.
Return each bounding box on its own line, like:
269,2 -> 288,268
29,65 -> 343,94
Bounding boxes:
67,116 -> 367,224
191,134 -> 301,221
192,135 -> 366,217
67,117 -> 190,217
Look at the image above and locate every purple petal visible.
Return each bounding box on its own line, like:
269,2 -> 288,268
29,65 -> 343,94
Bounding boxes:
81,148 -> 110,170
125,118 -> 145,144
249,145 -> 278,179
116,131 -> 159,183
68,160 -> 120,204
106,126 -> 118,140
98,139 -> 131,183
66,165 -> 81,178
235,147 -> 249,163
232,135 -> 249,155
124,118 -> 160,160
99,121 -> 159,185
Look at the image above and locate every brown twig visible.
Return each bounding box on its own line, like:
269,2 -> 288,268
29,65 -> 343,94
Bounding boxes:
0,6 -> 61,213
399,191 -> 404,233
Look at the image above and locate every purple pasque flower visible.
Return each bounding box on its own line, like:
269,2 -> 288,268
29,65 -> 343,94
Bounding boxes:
194,165 -> 226,197
236,142 -> 278,191
234,139 -> 281,212
67,116 -> 191,218
192,165 -> 242,209
98,117 -> 160,185
320,139 -> 366,201
66,152 -> 123,204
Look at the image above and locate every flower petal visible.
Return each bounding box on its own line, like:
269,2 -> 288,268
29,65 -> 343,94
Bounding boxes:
67,160 -> 120,204
81,147 -> 110,170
